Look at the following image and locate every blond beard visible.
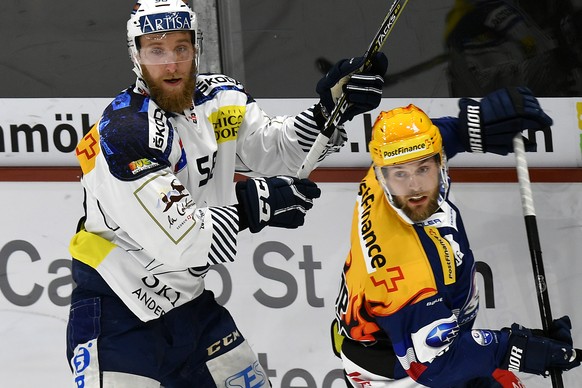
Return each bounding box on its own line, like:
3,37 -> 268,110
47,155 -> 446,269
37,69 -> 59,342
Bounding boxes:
392,187 -> 440,222
141,62 -> 196,113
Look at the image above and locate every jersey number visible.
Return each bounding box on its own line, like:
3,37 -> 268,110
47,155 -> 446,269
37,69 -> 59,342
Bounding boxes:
196,151 -> 218,187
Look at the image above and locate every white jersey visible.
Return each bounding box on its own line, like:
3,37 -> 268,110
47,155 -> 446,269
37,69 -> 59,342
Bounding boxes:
69,73 -> 344,321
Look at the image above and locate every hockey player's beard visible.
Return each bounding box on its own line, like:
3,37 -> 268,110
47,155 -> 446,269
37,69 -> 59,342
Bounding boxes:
391,186 -> 440,223
142,62 -> 196,113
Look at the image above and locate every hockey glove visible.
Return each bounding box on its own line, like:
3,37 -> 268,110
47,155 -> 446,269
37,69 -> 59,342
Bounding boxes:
316,53 -> 388,125
235,176 -> 321,233
532,315 -> 575,346
457,87 -> 553,155
501,321 -> 580,376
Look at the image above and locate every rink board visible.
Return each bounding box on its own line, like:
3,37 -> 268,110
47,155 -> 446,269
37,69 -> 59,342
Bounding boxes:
1,181 -> 581,387
1,96 -> 581,387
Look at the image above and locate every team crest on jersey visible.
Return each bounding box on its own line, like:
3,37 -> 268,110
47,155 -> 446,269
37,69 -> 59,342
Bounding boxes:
134,173 -> 197,244
159,179 -> 189,212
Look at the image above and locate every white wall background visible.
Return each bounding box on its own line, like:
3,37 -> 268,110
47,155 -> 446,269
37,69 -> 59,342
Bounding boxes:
1,181 -> 581,387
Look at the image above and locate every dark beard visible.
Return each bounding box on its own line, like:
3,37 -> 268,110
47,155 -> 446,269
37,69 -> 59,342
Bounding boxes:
141,62 -> 196,112
392,190 -> 440,222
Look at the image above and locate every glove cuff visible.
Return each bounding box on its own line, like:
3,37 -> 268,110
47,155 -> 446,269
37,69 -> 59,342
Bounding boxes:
234,203 -> 249,231
504,325 -> 549,375
458,98 -> 485,153
235,180 -> 265,233
313,102 -> 330,129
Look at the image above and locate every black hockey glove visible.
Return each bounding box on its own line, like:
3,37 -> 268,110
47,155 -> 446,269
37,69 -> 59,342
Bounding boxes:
235,176 -> 321,233
457,87 -> 553,155
316,53 -> 388,125
532,315 -> 576,346
501,319 -> 580,376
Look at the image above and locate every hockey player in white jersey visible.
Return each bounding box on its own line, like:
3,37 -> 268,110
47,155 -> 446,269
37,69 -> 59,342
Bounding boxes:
65,0 -> 388,387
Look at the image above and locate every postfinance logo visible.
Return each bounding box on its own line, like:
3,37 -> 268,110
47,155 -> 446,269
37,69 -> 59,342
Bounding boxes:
210,106 -> 245,144
426,227 -> 456,285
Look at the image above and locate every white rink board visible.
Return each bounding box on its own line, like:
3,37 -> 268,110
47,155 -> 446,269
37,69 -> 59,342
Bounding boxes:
0,181 -> 582,387
0,97 -> 581,168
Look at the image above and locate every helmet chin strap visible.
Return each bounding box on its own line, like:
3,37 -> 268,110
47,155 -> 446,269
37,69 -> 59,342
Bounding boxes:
132,61 -> 143,79
373,167 -> 416,225
389,200 -> 417,225
130,57 -> 151,97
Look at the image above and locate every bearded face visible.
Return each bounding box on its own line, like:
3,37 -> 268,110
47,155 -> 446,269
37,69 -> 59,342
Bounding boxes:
381,156 -> 441,222
141,60 -> 196,112
390,185 -> 440,222
137,31 -> 197,113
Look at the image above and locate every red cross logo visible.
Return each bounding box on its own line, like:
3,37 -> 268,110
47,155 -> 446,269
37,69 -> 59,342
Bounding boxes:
371,266 -> 404,292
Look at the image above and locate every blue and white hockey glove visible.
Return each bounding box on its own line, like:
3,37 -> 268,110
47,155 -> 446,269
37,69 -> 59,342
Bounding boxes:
501,319 -> 580,376
316,53 -> 388,125
457,87 -> 553,155
235,176 -> 321,233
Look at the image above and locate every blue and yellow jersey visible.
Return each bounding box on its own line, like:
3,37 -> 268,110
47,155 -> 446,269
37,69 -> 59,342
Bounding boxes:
335,168 -> 510,385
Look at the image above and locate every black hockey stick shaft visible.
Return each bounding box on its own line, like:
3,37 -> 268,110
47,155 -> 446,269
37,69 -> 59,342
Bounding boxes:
316,52 -> 450,87
513,135 -> 564,388
296,0 -> 409,179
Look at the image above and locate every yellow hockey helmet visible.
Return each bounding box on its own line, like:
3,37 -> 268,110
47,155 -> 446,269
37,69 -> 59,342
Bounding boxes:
369,105 -> 450,224
369,104 -> 443,167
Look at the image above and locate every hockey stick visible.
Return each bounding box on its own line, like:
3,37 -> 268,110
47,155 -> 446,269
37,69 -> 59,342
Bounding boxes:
513,134 -> 564,388
296,0 -> 409,179
315,52 -> 449,87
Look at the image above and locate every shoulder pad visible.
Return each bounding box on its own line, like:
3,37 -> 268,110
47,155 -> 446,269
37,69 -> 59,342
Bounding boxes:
99,90 -> 170,181
195,73 -> 247,103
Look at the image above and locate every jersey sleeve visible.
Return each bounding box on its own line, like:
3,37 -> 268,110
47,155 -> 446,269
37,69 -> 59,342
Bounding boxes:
432,116 -> 466,159
376,296 -> 511,385
77,91 -> 240,270
194,73 -> 345,177
235,93 -> 346,176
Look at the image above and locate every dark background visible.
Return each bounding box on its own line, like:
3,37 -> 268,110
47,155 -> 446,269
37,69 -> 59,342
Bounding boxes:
2,0 -> 581,98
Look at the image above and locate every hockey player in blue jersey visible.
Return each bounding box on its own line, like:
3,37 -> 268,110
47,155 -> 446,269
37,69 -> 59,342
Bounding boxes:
65,0 -> 389,387
333,98 -> 580,387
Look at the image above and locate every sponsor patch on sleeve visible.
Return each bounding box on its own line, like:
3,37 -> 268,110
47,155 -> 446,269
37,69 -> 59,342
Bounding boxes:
411,315 -> 459,363
209,105 -> 245,144
471,329 -> 495,346
76,124 -> 101,175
